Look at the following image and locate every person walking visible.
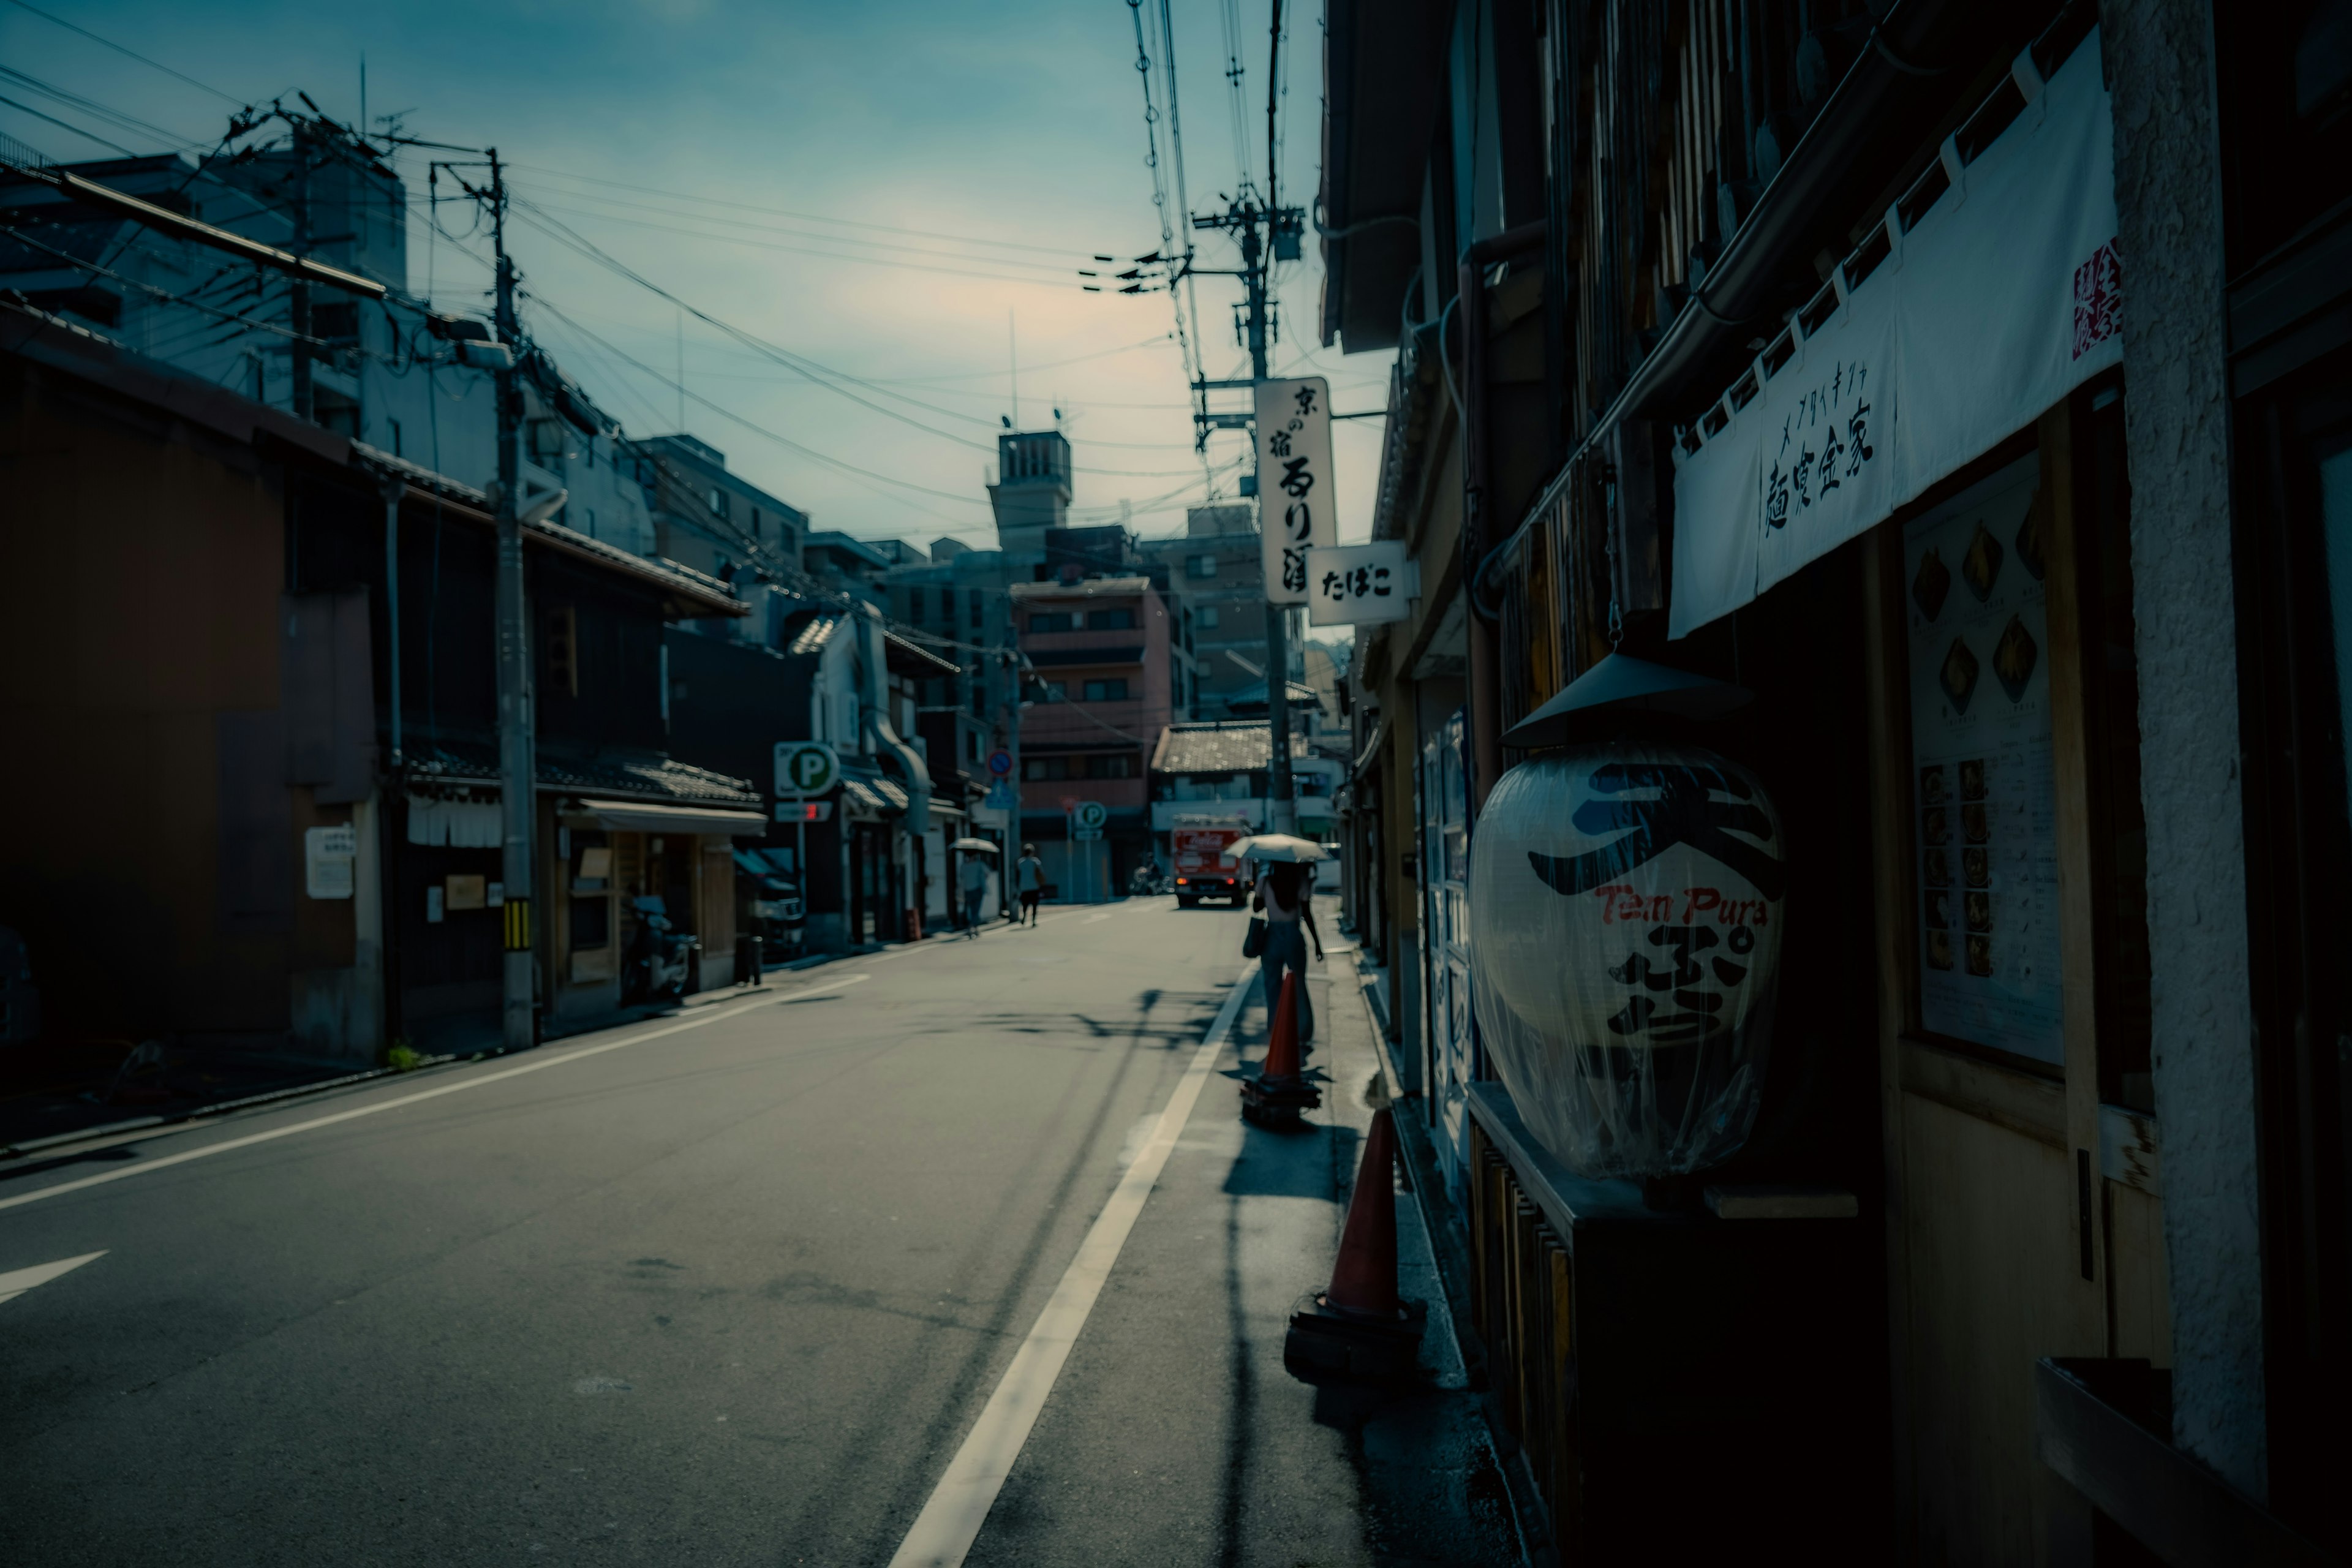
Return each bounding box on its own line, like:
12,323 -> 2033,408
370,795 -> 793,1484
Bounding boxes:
959,850 -> 990,938
1015,843 -> 1045,927
1252,858 -> 1322,1044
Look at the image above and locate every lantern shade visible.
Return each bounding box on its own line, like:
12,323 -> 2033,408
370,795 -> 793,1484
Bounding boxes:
1499,652 -> 1751,748
1468,743 -> 1786,1178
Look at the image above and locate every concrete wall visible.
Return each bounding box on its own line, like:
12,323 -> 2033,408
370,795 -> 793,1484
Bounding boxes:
2103,0 -> 2268,1496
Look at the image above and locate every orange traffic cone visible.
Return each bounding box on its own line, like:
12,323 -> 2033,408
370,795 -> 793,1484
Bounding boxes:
1284,1107 -> 1426,1385
1241,971 -> 1321,1126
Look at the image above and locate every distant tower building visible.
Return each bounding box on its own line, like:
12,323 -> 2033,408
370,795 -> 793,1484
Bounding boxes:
987,429 -> 1072,554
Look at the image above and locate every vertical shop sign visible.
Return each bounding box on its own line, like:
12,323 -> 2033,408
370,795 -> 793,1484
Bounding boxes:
1254,377 -> 1334,605
1904,454 -> 2064,1065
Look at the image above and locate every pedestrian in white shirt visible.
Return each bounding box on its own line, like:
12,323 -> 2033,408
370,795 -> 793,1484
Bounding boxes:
1015,843 -> 1045,926
959,850 -> 990,937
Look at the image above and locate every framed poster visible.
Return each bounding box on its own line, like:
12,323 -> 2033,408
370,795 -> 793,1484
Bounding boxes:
1903,452 -> 2065,1065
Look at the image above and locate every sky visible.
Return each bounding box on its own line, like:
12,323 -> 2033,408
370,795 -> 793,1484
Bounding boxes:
0,0 -> 1389,579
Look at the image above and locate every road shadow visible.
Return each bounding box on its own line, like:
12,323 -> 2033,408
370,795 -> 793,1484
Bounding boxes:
1221,1120 -> 1359,1201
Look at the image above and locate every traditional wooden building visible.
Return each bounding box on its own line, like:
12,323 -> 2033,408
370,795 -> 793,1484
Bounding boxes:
0,298 -> 761,1065
1324,0 -> 2347,1558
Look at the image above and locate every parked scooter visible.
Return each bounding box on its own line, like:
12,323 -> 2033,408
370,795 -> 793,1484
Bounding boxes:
624,895 -> 699,1002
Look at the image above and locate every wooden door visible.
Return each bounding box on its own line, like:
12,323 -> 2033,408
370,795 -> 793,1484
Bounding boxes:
1864,396 -> 2166,1563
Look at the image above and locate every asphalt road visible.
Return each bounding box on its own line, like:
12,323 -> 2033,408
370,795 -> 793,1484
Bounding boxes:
0,899 -> 1518,1566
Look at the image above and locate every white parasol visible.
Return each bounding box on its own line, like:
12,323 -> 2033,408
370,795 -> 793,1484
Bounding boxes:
951,838 -> 1000,853
1221,833 -> 1327,864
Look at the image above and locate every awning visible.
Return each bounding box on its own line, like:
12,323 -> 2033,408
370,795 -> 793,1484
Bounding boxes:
1668,28 -> 2119,639
841,775 -> 908,821
573,798 -> 767,836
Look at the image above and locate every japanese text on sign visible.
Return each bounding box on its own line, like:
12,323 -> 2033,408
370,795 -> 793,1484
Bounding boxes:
1253,377 -> 1335,606
1305,541 -> 1417,626
1763,358 -> 1878,531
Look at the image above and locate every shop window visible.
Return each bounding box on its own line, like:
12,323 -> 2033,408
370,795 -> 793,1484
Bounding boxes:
313,301 -> 359,343
2219,4 -> 2352,270
570,895 -> 611,952
2235,342 -> 2352,1539
1082,677 -> 1129,701
2076,385 -> 2154,1108
545,606 -> 580,698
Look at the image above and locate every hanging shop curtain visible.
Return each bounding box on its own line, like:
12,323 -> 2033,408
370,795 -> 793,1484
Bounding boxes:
1668,29 -> 2122,639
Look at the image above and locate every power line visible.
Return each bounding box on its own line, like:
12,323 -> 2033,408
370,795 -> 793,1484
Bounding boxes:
510,182 -> 1096,273
524,293 -> 997,509
0,90 -> 142,159
507,199 -> 1212,478
0,220 -> 353,355
1,0 -> 246,105
510,191 -> 1104,288
0,64 -> 209,153
1126,0 -> 1213,487
504,160 -> 1110,260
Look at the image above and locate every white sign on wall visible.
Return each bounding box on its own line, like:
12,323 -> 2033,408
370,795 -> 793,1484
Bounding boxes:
1254,377 -> 1335,605
304,824 -> 356,900
1305,541 -> 1419,625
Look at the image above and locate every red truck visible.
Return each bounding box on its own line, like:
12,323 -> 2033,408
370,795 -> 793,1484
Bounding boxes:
1170,818 -> 1251,908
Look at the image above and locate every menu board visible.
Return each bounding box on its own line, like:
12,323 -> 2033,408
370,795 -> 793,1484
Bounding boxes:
1903,453 -> 2064,1066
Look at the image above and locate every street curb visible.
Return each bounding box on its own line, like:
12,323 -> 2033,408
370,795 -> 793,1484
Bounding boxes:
0,1053 -> 469,1164
1326,936 -> 1551,1568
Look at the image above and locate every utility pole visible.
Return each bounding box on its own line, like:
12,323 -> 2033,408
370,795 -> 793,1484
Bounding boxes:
1185,7 -> 1304,835
1260,0 -> 1293,835
289,121 -> 313,422
488,147 -> 536,1053
1189,204 -> 1296,831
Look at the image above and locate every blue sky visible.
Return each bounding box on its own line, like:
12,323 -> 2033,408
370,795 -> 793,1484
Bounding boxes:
0,0 -> 1387,554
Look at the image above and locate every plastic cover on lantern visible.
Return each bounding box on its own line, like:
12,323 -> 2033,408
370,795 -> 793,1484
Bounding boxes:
1468,743 -> 1786,1178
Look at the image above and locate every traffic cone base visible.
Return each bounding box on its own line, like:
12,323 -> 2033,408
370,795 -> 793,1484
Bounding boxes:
1242,970 -> 1321,1124
1284,1106 -> 1423,1385
1283,1294 -> 1428,1386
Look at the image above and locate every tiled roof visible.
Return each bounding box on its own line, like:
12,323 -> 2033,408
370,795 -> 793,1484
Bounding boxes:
405,744 -> 760,805
1010,576 -> 1152,599
349,443 -> 745,618
1148,721 -> 1319,775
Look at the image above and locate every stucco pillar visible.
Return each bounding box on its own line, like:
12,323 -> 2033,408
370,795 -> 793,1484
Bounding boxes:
2102,0 -> 2267,1497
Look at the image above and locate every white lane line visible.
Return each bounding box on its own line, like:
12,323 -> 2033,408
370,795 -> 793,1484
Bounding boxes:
0,1250 -> 105,1305
887,962 -> 1257,1568
1081,912 -> 1112,924
0,974 -> 873,1215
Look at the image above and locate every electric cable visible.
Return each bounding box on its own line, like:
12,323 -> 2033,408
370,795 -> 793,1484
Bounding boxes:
503,160 -> 1104,259
510,192 -> 1102,288
508,199 -> 1212,478
2,0 -> 246,104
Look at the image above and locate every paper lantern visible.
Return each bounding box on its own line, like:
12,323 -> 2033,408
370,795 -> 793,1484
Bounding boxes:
1469,743 -> 1787,1178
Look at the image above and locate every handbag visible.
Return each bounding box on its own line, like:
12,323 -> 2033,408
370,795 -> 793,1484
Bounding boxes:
1242,915 -> 1268,959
